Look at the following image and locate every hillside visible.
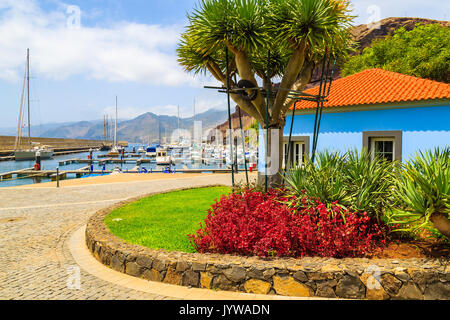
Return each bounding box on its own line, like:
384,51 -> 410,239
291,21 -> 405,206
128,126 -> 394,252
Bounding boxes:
351,17 -> 449,53
215,106 -> 254,136
40,109 -> 228,143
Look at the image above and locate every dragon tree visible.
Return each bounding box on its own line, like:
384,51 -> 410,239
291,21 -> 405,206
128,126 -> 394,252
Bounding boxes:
177,0 -> 353,186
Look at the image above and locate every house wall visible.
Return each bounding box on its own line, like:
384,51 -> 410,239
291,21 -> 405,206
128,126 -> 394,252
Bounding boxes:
283,105 -> 450,161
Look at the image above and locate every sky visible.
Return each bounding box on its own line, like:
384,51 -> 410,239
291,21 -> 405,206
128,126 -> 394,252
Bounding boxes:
0,0 -> 448,127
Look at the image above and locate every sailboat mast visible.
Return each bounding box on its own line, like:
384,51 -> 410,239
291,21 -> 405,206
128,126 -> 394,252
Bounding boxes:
107,116 -> 109,145
15,65 -> 27,151
114,96 -> 117,147
158,117 -> 161,144
103,115 -> 106,145
27,48 -> 31,146
193,98 -> 197,146
177,105 -> 180,144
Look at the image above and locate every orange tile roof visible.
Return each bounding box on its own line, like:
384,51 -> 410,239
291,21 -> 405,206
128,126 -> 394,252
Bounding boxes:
292,68 -> 450,111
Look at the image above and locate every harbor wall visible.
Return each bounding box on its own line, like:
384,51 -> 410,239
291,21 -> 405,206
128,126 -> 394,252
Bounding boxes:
0,135 -> 103,153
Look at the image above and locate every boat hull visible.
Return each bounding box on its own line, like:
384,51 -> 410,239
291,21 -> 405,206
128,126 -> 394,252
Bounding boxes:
15,150 -> 54,161
156,156 -> 173,165
107,151 -> 120,157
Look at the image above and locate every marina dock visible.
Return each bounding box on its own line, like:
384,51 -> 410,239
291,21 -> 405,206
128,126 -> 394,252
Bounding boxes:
58,158 -> 155,166
0,147 -> 105,162
0,167 -> 35,180
1,166 -> 252,182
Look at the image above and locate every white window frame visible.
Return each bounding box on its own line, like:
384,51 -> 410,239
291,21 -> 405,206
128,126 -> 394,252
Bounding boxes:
293,142 -> 304,166
370,137 -> 395,161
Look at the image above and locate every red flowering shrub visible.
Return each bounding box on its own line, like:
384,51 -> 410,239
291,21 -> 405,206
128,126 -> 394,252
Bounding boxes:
294,196 -> 387,258
188,189 -> 387,258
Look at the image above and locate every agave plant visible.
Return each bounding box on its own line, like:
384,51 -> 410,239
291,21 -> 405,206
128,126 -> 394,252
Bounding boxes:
285,149 -> 399,220
387,148 -> 450,238
343,148 -> 399,220
284,150 -> 350,207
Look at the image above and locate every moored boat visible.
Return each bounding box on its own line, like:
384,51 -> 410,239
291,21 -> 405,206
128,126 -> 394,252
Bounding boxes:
137,146 -> 146,154
156,150 -> 173,165
107,146 -> 120,157
15,146 -> 54,161
145,146 -> 157,157
14,49 -> 54,161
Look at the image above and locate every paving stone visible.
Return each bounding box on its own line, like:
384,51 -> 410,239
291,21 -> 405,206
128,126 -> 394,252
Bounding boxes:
0,175 -> 238,300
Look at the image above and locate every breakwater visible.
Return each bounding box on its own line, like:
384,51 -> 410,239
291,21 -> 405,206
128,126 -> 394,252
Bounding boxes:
0,135 -> 103,159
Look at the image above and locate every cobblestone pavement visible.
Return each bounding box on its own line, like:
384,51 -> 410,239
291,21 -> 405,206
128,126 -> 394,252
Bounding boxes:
0,174 -> 238,300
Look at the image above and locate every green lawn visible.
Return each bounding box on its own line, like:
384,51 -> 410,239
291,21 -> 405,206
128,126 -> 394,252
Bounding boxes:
104,186 -> 231,252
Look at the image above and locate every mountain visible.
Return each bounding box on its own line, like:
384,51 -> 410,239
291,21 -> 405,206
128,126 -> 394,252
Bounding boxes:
215,106 -> 254,136
0,121 -> 87,137
39,109 -> 229,143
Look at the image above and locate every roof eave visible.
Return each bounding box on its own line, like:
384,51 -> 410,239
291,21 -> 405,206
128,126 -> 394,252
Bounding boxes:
286,98 -> 450,116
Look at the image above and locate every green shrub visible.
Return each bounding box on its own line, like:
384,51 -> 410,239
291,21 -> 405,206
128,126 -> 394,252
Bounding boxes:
284,150 -> 350,207
284,149 -> 398,219
385,148 -> 450,238
343,149 -> 399,220
341,24 -> 450,83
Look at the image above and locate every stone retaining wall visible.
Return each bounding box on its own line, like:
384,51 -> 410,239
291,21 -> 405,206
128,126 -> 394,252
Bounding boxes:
85,191 -> 449,300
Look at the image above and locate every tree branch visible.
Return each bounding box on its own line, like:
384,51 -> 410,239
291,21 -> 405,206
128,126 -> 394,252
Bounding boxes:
272,40 -> 307,121
206,62 -> 224,83
280,59 -> 315,117
206,60 -> 264,123
228,46 -> 266,122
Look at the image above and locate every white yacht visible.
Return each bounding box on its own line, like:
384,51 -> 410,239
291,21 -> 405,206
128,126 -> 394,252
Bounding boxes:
107,146 -> 120,157
15,145 -> 54,161
190,150 -> 202,163
145,146 -> 157,157
156,150 -> 173,165
137,146 -> 146,154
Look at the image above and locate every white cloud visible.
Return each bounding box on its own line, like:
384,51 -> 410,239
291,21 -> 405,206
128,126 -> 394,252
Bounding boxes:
193,96 -> 227,114
0,0 -> 196,85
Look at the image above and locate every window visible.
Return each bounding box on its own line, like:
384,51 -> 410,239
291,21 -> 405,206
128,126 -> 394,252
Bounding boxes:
293,142 -> 304,166
363,131 -> 402,162
283,136 -> 310,168
370,138 -> 394,162
282,142 -> 288,169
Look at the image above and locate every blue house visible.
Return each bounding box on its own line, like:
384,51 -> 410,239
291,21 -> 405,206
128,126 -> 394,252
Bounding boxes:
282,68 -> 450,166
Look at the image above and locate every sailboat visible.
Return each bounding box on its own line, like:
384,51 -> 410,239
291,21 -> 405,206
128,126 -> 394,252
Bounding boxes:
14,49 -> 54,161
107,96 -> 120,157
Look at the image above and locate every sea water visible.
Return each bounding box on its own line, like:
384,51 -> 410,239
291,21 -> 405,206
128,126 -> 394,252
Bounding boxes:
0,144 -> 241,188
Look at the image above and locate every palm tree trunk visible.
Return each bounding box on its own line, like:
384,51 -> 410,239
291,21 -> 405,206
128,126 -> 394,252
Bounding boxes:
257,122 -> 284,188
430,213 -> 450,238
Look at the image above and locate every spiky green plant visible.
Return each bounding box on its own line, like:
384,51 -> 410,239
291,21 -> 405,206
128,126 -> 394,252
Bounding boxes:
284,149 -> 398,220
343,148 -> 399,220
284,150 -> 350,207
386,148 -> 450,238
